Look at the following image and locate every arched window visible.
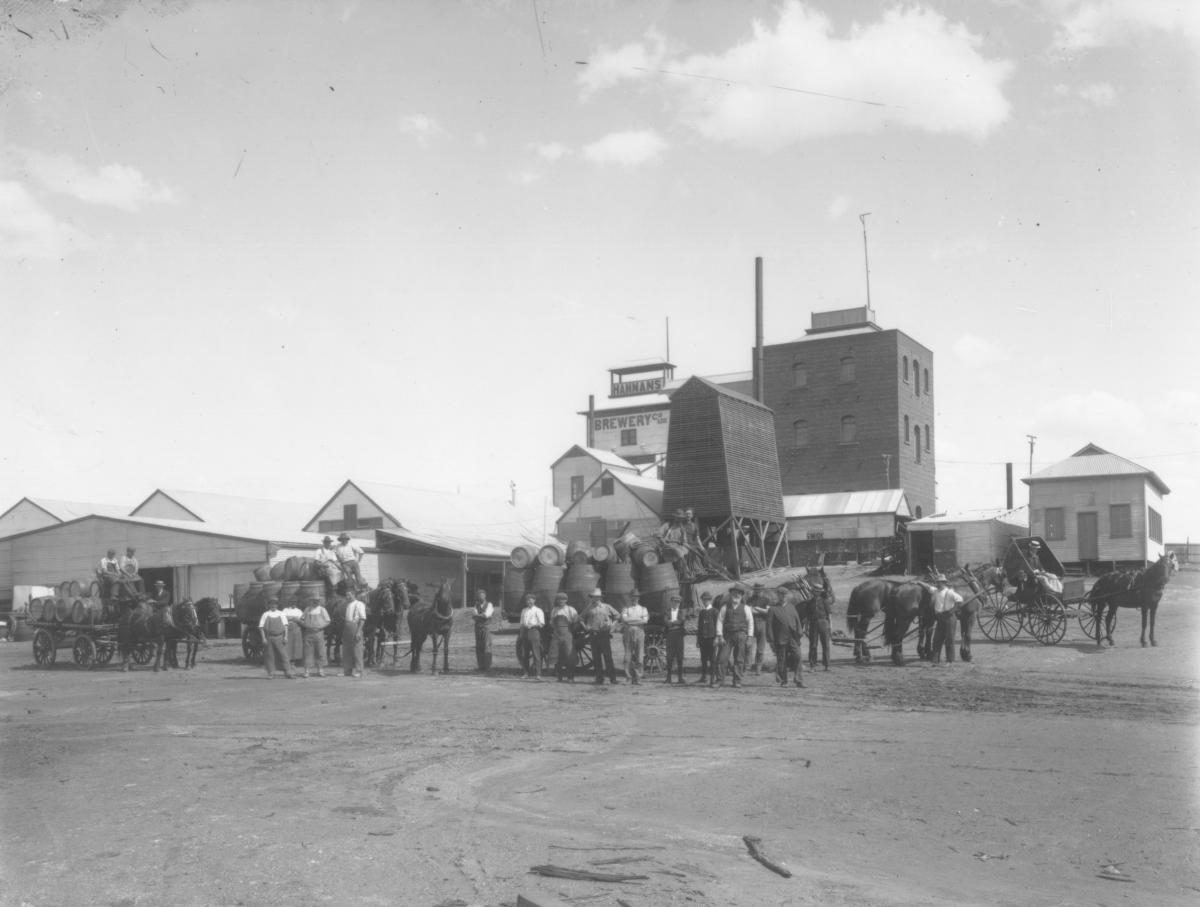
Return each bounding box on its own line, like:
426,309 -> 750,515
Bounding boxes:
915,505 -> 923,519
914,426 -> 922,463
925,424 -> 931,451
792,419 -> 808,447
904,415 -> 910,443
792,361 -> 807,389
912,359 -> 920,396
902,356 -> 909,382
840,415 -> 857,444
923,367 -> 930,395
840,356 -> 856,383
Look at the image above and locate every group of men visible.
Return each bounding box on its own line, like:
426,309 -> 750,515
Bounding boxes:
315,532 -> 367,589
96,546 -> 175,606
256,581 -> 363,680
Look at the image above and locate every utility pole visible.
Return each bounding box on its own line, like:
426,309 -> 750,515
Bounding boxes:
510,481 -> 516,507
1026,435 -> 1037,475
859,212 -> 872,308
882,453 -> 892,488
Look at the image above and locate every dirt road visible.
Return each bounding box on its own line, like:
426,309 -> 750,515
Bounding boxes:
2,567 -> 1197,906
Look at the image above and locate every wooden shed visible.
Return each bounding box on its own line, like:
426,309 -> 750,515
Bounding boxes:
662,376 -> 787,573
905,506 -> 1029,574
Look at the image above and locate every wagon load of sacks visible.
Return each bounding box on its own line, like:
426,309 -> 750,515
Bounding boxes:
502,533 -> 680,620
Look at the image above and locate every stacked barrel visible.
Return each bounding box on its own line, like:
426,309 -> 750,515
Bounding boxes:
30,578 -> 109,624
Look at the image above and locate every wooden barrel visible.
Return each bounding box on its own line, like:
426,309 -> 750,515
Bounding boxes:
632,542 -> 660,567
531,564 -> 565,613
55,598 -> 73,622
612,531 -> 639,557
566,540 -> 592,566
233,583 -> 249,607
70,598 -> 103,624
30,597 -> 50,621
298,581 -> 325,604
605,561 -> 636,594
42,598 -> 59,621
268,561 -> 287,581
563,564 -> 599,607
592,544 -> 611,564
88,580 -> 102,598
501,568 -> 530,619
639,563 -> 679,612
57,581 -> 72,599
67,580 -> 83,598
253,565 -> 271,582
261,582 -> 283,603
537,543 -> 565,567
279,582 -> 301,605
510,544 -> 539,570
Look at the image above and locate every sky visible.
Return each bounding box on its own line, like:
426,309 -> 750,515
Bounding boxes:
1,0 -> 1198,538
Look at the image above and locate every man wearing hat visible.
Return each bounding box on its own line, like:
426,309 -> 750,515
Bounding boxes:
929,574 -> 964,665
96,548 -> 121,599
663,592 -> 687,683
471,588 -> 495,673
517,593 -> 545,679
119,546 -> 144,594
581,588 -> 621,685
714,587 -> 753,688
693,591 -> 719,683
334,533 -> 365,589
767,592 -> 805,687
749,585 -> 771,674
620,590 -> 649,685
151,580 -> 171,606
548,592 -> 580,682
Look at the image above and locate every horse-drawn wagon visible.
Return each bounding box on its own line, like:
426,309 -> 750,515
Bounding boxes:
971,537 -> 1087,645
28,581 -> 159,669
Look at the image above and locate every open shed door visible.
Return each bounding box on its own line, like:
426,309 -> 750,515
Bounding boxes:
932,529 -> 958,573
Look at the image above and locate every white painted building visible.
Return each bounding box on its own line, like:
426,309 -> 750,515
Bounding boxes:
905,506 -> 1029,574
555,469 -> 664,547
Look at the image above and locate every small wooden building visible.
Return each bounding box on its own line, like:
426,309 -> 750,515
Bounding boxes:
1023,443 -> 1169,570
549,445 -> 639,513
555,469 -> 664,547
785,489 -> 912,565
662,376 -> 787,572
905,506 -> 1029,574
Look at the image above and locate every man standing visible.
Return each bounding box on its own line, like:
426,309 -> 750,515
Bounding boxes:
768,594 -> 805,687
808,590 -> 833,671
471,588 -> 494,672
663,592 -> 687,683
257,597 -> 293,679
299,594 -> 330,677
151,580 -> 171,605
620,591 -> 649,685
334,532 -> 365,589
581,588 -> 621,685
342,588 -> 367,677
714,587 -> 752,688
518,594 -> 545,679
548,592 -> 579,682
749,586 -> 771,674
694,591 -> 718,684
930,574 -> 963,665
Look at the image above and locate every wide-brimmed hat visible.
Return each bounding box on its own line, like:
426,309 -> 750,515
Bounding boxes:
588,588 -> 603,597
700,592 -> 713,601
337,532 -> 351,541
322,535 -> 333,543
554,592 -> 569,602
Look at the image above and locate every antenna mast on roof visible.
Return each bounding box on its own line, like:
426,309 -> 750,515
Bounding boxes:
859,212 -> 872,309
665,316 -> 670,363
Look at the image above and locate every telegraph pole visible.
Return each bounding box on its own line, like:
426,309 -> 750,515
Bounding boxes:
1026,435 -> 1037,475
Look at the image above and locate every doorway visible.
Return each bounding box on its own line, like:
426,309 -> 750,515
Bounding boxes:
1077,513 -> 1099,563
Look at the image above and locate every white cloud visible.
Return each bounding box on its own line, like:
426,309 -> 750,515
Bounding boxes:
24,151 -> 177,211
827,195 -> 849,218
1052,0 -> 1200,52
0,181 -> 91,259
1077,82 -> 1116,106
582,2 -> 1013,151
578,29 -> 671,97
951,333 -> 1008,364
533,142 -> 569,162
582,130 -> 667,167
399,114 -> 447,147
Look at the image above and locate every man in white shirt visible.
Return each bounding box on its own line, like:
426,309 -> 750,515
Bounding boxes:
257,598 -> 294,679
471,588 -> 495,672
341,590 -> 367,677
929,574 -> 964,665
714,587 -> 753,688
97,549 -> 120,598
299,595 -> 331,678
620,591 -> 649,685
334,533 -> 365,589
119,547 -> 144,594
518,594 -> 545,679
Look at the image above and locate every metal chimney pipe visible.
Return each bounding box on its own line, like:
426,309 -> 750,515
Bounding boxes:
1006,462 -> 1014,510
754,257 -> 764,403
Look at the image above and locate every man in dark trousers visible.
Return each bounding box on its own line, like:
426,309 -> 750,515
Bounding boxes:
693,591 -> 718,683
548,592 -> 579,682
808,589 -> 833,671
768,594 -> 806,687
714,587 -> 752,688
930,574 -> 964,665
581,588 -> 621,685
662,592 -> 687,683
749,586 -> 771,674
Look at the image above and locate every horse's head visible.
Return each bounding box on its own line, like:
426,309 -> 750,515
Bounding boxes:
432,578 -> 454,617
806,567 -> 833,601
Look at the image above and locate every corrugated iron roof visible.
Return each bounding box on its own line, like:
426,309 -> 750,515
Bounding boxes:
907,505 -> 1029,529
783,489 -> 911,519
1022,444 -> 1170,494
131,489 -> 315,532
549,445 -> 638,472
25,497 -> 132,521
0,512 -> 329,548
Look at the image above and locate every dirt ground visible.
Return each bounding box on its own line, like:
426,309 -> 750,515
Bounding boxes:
1,566 -> 1198,907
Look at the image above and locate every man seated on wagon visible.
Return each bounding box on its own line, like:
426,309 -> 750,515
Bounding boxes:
96,548 -> 121,599
118,546 -> 144,594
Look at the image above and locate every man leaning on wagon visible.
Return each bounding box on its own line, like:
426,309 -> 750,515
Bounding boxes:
548,592 -> 579,682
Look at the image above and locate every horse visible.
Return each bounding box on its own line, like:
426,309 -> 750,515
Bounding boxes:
846,579 -> 933,665
364,582 -> 397,666
1086,552 -> 1178,647
408,578 -> 454,674
164,598 -> 209,669
118,598 -> 176,672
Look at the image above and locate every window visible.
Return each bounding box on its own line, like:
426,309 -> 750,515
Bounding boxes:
925,424 -> 931,451
599,476 -> 615,496
913,359 -> 920,396
923,367 -> 930,395
569,475 -> 584,502
839,356 -> 856,383
620,428 -> 637,447
792,419 -> 809,447
589,520 -> 608,548
343,504 -> 357,528
1110,504 -> 1132,538
904,415 -> 910,443
792,362 -> 807,388
914,426 -> 921,463
1149,507 -> 1163,543
317,519 -> 343,533
840,415 -> 857,444
902,356 -> 909,382
914,505 -> 923,519
806,531 -> 824,541
1045,507 -> 1065,540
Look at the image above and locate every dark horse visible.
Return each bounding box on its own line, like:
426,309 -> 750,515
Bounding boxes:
164,598 -> 214,669
408,578 -> 454,674
118,598 -> 177,672
846,579 -> 934,665
365,582 -> 400,666
1087,552 -> 1177,647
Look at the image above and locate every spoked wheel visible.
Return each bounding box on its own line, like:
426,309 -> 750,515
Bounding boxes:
133,642 -> 157,665
73,635 -> 97,669
241,628 -> 264,664
977,592 -> 1022,642
574,636 -> 594,671
643,631 -> 666,675
32,629 -> 57,667
1077,601 -> 1101,640
95,644 -> 115,665
1027,594 -> 1067,645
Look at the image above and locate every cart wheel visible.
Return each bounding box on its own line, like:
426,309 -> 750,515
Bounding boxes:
574,637 -> 594,671
241,628 -> 264,664
1077,602 -> 1101,640
133,641 -> 156,665
95,644 -> 115,665
1027,594 -> 1066,645
643,631 -> 666,674
73,635 -> 97,669
977,592 -> 1022,642
32,629 -> 57,667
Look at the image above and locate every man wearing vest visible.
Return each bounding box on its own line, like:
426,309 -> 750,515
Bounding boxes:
693,591 -> 718,684
768,593 -> 805,687
713,587 -> 753,688
258,597 -> 294,679
663,592 -> 687,683
581,588 -> 621,685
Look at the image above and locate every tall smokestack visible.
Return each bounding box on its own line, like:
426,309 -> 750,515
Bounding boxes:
1006,462 -> 1014,510
754,257 -> 764,403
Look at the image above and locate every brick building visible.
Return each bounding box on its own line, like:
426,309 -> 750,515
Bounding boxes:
761,306 -> 935,520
